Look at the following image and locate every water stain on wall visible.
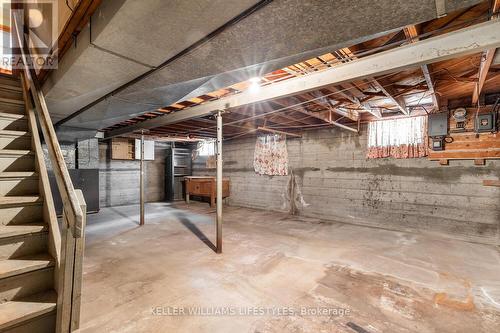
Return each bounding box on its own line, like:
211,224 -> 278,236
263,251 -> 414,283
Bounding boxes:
325,164 -> 500,181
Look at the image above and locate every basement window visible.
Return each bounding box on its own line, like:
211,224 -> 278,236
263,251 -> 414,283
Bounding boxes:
198,139 -> 216,156
367,115 -> 427,159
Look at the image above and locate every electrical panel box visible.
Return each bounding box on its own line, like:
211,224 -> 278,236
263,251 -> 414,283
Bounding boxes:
135,139 -> 155,160
428,112 -> 448,137
475,113 -> 496,133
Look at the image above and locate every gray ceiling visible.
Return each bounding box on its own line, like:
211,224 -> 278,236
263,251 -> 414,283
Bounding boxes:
43,0 -> 483,139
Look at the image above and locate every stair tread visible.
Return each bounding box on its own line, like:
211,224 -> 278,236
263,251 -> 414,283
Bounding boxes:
0,129 -> 30,136
0,97 -> 24,105
0,253 -> 54,279
0,196 -> 42,206
0,73 -> 19,81
0,112 -> 26,120
0,149 -> 33,155
0,223 -> 47,239
0,172 -> 37,178
0,83 -> 22,92
0,290 -> 56,330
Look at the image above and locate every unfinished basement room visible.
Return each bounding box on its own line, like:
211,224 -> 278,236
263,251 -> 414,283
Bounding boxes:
0,0 -> 500,332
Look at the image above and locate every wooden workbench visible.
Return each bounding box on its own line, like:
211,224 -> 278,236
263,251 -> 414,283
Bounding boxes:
184,176 -> 230,207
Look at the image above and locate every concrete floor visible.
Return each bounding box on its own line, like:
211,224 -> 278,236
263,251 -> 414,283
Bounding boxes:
79,202 -> 500,333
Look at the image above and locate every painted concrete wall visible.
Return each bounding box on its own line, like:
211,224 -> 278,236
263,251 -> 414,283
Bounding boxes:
194,127 -> 500,245
44,139 -> 169,207
98,141 -> 169,207
43,142 -> 76,169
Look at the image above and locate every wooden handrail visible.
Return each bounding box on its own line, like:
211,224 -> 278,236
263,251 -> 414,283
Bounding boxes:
12,12 -> 84,238
13,11 -> 87,333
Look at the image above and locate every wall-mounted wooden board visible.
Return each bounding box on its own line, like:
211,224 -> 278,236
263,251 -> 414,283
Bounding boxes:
428,107 -> 500,161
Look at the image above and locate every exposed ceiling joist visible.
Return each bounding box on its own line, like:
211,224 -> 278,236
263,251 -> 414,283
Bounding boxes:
272,97 -> 358,132
369,77 -> 409,115
106,19 -> 500,138
257,127 -> 302,138
420,65 -> 440,111
472,49 -> 496,104
402,26 -> 439,111
336,48 -> 408,116
294,108 -> 358,133
327,85 -> 379,118
472,0 -> 499,104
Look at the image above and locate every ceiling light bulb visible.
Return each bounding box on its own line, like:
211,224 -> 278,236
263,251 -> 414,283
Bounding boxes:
249,83 -> 261,93
249,77 -> 261,83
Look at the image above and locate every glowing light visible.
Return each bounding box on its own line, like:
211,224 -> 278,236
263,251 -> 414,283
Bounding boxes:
248,77 -> 262,93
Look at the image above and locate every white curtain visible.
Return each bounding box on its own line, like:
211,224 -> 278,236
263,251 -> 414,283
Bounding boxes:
367,116 -> 427,159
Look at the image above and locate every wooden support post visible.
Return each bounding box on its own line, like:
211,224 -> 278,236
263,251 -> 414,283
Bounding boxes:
140,131 -> 145,226
216,110 -> 223,254
56,211 -> 76,333
70,190 -> 87,331
56,190 -> 87,333
439,159 -> 449,166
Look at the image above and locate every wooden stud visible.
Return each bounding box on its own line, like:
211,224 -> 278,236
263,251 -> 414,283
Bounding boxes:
439,159 -> 449,165
474,159 -> 486,166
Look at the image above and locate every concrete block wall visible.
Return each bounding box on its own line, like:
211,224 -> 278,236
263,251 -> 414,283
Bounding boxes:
43,142 -> 76,169
77,139 -> 99,169
98,141 -> 169,207
194,127 -> 500,245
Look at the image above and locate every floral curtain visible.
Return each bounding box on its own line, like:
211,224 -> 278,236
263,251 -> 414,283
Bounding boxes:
367,116 -> 428,159
254,134 -> 289,176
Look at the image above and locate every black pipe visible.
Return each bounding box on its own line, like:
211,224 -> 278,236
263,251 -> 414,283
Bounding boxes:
55,0 -> 274,128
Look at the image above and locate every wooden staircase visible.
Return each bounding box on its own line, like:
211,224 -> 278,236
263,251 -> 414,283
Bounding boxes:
0,73 -> 57,332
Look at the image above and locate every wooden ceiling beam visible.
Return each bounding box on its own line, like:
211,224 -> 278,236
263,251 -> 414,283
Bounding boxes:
335,47 -> 408,115
264,101 -> 318,126
105,20 -> 500,138
404,25 -> 440,111
268,110 -> 318,126
257,127 -> 302,138
294,108 -> 358,133
472,0 -> 499,104
327,84 -> 377,118
226,105 -> 288,128
472,48 -> 496,104
272,96 -> 330,122
267,100 -> 324,125
370,76 -> 409,115
271,96 -> 358,132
